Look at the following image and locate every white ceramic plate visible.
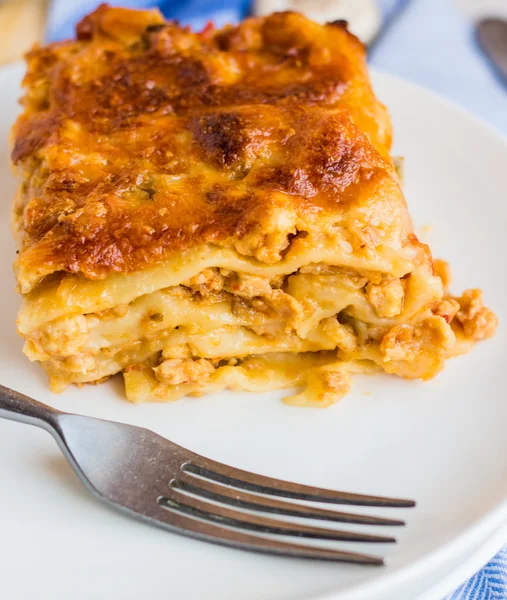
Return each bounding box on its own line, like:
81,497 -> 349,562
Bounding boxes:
0,63 -> 506,600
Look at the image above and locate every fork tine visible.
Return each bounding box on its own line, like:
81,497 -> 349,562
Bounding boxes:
174,476 -> 406,526
159,493 -> 396,543
149,500 -> 385,564
182,460 -> 416,508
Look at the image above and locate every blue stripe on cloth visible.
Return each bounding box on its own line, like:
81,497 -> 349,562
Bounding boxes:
46,0 -> 250,41
444,547 -> 507,600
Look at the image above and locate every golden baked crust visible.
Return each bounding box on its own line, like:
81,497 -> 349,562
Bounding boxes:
11,6 -> 402,292
10,5 -> 497,406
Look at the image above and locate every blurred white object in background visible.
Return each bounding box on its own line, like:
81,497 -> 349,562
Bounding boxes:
254,0 -> 381,44
0,0 -> 48,64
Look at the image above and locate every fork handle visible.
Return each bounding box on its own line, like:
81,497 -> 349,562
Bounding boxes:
0,384 -> 61,431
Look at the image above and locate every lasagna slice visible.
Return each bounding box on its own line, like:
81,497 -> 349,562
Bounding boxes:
10,6 -> 497,406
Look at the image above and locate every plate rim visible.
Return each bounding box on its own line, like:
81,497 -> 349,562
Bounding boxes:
414,521 -> 507,600
315,67 -> 507,600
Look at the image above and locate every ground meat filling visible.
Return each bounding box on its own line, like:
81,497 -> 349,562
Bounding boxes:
28,261 -> 496,399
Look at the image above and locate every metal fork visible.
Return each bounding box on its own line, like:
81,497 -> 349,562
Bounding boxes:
0,384 -> 415,565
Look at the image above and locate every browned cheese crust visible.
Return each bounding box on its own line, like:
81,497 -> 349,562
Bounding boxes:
10,5 -> 408,293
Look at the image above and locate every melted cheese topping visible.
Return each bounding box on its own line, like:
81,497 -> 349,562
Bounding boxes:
10,6 -> 497,405
11,7 -> 418,293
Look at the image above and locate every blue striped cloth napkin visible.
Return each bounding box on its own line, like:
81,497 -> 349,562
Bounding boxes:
46,1 -> 507,598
